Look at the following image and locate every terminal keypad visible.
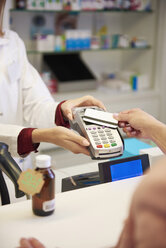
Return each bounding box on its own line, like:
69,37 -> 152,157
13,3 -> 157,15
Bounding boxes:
87,126 -> 118,149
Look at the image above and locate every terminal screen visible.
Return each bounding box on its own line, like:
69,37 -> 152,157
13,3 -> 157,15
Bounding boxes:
110,159 -> 143,182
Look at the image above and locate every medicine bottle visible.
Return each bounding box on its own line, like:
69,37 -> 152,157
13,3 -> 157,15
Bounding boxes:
32,155 -> 55,216
15,0 -> 26,9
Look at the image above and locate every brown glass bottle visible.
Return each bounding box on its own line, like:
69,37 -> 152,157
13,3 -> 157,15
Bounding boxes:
32,155 -> 55,216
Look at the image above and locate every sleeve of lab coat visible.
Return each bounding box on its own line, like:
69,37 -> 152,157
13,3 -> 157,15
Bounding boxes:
0,124 -> 24,157
16,34 -> 59,129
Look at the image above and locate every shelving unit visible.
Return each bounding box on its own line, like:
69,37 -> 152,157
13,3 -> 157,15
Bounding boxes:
10,8 -> 153,53
9,0 -> 163,120
26,46 -> 151,54
10,9 -> 153,13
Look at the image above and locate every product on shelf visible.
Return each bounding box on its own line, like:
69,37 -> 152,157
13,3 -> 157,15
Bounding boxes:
131,37 -> 148,48
111,34 -> 148,49
15,0 -> 26,9
101,70 -> 150,92
91,35 -> 100,50
65,30 -> 91,50
18,0 -> 152,11
34,33 -> 52,51
32,30 -> 149,52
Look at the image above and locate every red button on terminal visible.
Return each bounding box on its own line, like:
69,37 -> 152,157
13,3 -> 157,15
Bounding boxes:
97,145 -> 103,148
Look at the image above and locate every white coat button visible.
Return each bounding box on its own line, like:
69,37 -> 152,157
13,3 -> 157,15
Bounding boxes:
0,112 -> 3,116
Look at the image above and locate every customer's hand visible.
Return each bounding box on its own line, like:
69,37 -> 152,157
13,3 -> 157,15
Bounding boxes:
32,126 -> 90,156
61,95 -> 106,121
113,108 -> 163,140
18,238 -> 45,248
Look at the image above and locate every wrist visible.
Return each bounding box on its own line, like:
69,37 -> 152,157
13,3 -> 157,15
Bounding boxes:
32,128 -> 58,144
60,101 -> 69,121
148,121 -> 164,141
32,129 -> 43,143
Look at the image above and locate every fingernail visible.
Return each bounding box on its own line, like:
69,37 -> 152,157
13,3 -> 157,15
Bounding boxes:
125,126 -> 132,131
119,122 -> 125,127
113,113 -> 119,119
83,140 -> 90,146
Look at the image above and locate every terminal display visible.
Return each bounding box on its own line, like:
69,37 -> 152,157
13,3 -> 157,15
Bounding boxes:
98,154 -> 150,183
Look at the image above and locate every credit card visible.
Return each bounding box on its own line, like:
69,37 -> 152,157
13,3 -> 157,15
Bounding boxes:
83,109 -> 118,127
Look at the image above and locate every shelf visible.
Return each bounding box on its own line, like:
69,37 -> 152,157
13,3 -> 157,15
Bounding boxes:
27,46 -> 151,55
53,87 -> 160,100
10,8 -> 153,14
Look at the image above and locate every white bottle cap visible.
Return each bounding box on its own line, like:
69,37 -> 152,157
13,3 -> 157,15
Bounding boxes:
35,155 -> 51,168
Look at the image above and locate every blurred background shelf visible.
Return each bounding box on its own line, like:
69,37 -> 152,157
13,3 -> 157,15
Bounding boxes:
26,45 -> 151,54
10,9 -> 153,13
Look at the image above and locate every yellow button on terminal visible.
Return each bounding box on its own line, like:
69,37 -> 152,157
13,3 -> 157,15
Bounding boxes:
104,144 -> 110,148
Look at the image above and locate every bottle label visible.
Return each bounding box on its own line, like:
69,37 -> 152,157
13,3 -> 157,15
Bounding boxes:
43,199 -> 55,212
17,169 -> 44,196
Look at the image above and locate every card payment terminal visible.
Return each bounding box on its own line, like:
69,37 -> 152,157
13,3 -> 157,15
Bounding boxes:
69,106 -> 124,159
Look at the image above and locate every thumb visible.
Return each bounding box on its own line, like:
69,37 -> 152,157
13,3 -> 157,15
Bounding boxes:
67,112 -> 73,121
63,107 -> 73,120
113,112 -> 130,122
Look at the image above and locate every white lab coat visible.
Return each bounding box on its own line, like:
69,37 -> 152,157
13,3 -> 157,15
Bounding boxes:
0,30 -> 59,204
0,30 -> 59,157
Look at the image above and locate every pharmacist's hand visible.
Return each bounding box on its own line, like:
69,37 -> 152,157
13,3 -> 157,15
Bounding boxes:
113,108 -> 161,140
32,126 -> 90,156
61,95 -> 106,121
18,238 -> 45,248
